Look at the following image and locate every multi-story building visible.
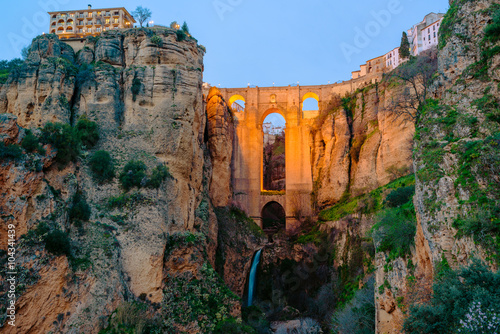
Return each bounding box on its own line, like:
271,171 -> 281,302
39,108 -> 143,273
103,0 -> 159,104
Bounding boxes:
407,12 -> 444,56
351,55 -> 386,79
350,12 -> 444,80
48,5 -> 136,40
385,47 -> 401,70
421,18 -> 443,51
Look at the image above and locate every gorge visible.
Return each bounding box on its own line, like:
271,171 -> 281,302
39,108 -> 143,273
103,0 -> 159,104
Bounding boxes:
0,0 -> 499,333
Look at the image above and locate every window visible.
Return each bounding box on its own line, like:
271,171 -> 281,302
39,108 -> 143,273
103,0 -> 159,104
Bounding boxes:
114,18 -> 119,23
88,12 -> 93,18
105,18 -> 110,24
96,27 -> 101,32
428,35 -> 431,40
428,28 -> 430,33
433,25 -> 436,31
434,32 -> 436,38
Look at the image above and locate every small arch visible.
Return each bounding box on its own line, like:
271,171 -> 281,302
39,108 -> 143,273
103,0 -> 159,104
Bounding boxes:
66,26 -> 73,31
52,14 -> 57,19
57,27 -> 64,31
301,92 -> 319,103
229,94 -> 246,112
58,19 -> 65,24
67,19 -> 74,25
261,201 -> 286,230
51,22 -> 56,26
229,94 -> 246,105
301,92 -> 319,111
51,29 -> 56,34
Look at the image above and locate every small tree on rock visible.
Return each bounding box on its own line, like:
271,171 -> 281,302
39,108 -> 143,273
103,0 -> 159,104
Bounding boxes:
182,21 -> 190,35
132,6 -> 152,27
400,32 -> 411,59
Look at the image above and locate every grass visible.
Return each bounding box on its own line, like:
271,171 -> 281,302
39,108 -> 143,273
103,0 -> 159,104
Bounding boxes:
319,174 -> 415,222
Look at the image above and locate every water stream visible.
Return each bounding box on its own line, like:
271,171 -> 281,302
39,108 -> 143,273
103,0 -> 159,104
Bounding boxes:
247,248 -> 262,307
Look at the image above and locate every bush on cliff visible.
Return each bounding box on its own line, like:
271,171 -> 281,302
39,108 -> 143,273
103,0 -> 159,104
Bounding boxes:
371,201 -> 416,260
119,160 -> 147,191
403,260 -> 500,334
484,8 -> 500,44
385,185 -> 415,207
69,191 -> 91,224
40,122 -> 80,165
75,116 -> 99,148
44,228 -> 71,256
331,277 -> 375,334
146,164 -> 171,189
21,130 -> 45,155
89,150 -> 115,184
0,142 -> 23,162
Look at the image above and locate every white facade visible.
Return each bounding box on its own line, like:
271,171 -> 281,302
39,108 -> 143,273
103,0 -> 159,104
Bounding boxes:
385,47 -> 401,70
407,13 -> 444,56
422,18 -> 443,51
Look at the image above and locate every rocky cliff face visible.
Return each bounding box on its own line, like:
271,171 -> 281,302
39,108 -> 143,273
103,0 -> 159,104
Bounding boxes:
373,0 -> 500,332
0,28 -> 240,333
310,84 -> 414,209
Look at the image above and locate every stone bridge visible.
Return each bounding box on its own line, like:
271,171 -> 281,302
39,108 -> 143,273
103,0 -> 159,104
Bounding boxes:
219,75 -> 381,229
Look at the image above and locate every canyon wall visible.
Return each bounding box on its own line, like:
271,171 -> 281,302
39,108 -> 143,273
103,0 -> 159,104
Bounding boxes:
0,28 -> 241,333
310,81 -> 415,209
374,0 -> 500,332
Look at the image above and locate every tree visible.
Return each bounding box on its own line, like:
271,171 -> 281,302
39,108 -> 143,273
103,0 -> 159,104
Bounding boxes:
181,21 -> 190,35
21,46 -> 30,60
132,6 -> 152,27
400,32 -> 410,59
387,47 -> 438,124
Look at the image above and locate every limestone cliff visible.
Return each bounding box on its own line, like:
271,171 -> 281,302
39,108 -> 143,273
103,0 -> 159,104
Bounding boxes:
310,84 -> 414,209
373,0 -> 500,332
0,28 -> 239,333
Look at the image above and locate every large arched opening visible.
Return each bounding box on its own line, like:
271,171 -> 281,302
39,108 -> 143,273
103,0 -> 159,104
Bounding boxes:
261,201 -> 286,231
262,110 -> 286,192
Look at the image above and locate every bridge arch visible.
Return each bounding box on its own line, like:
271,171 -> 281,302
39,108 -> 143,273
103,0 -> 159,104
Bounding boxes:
301,92 -> 320,111
229,94 -> 246,111
260,107 -> 286,126
261,201 -> 286,230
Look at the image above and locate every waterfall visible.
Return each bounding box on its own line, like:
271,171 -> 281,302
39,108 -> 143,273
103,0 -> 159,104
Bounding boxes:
247,248 -> 262,307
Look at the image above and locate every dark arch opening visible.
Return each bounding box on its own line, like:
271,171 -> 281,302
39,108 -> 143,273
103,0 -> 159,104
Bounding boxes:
261,201 -> 286,232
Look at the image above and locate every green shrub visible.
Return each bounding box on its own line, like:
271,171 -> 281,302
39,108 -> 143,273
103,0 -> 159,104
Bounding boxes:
89,150 -> 115,184
213,318 -> 255,334
484,9 -> 500,44
99,301 -> 161,334
176,29 -> 187,42
385,185 -> 415,207
147,164 -> 171,188
371,201 -> 416,259
119,160 -> 147,191
331,277 -> 375,334
403,260 -> 500,334
151,35 -> 162,46
44,229 -> 71,256
0,142 -> 23,161
21,130 -> 44,154
0,58 -> 24,84
131,77 -> 141,102
75,116 -> 99,148
40,122 -> 80,165
69,191 -> 91,223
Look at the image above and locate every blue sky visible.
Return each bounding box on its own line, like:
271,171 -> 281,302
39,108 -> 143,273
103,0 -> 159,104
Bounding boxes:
1,0 -> 449,88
